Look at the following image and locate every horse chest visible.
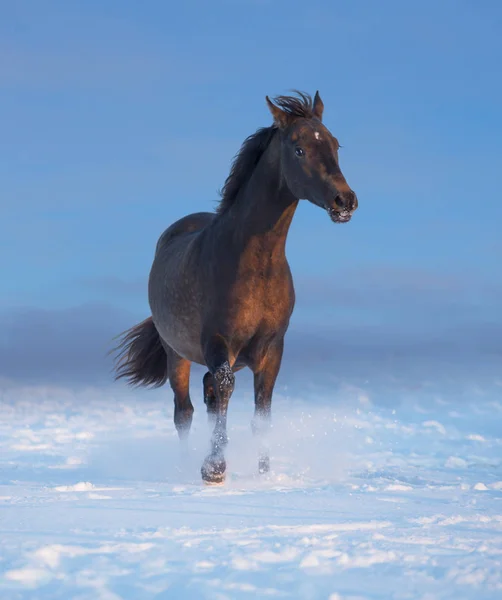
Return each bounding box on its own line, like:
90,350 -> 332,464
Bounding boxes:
227,271 -> 294,335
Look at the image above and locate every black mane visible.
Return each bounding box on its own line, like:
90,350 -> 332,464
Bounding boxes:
217,126 -> 275,215
217,91 -> 314,214
271,90 -> 315,119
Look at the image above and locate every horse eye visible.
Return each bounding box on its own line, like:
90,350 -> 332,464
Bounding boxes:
295,147 -> 304,157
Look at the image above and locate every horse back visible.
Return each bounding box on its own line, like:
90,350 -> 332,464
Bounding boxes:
154,212 -> 215,257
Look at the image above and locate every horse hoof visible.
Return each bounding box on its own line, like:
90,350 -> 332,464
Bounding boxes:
203,475 -> 225,486
201,457 -> 226,484
258,456 -> 270,474
202,470 -> 226,485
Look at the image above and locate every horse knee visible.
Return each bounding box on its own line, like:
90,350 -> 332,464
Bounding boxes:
213,361 -> 235,398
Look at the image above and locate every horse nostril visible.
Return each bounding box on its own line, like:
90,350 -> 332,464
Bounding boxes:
335,191 -> 357,211
334,194 -> 346,209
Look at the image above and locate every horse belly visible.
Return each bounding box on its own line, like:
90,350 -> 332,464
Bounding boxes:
155,308 -> 205,365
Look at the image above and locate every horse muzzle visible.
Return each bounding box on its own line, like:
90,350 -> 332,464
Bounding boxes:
327,190 -> 358,224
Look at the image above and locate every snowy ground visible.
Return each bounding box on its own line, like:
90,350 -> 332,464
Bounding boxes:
1,373 -> 502,599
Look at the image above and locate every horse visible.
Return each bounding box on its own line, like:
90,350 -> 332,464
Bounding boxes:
112,91 -> 358,484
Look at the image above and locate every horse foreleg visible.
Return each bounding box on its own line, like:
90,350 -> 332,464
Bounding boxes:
252,339 -> 284,474
201,342 -> 235,484
203,365 -> 244,425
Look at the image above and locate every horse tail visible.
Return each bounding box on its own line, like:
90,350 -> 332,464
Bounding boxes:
112,317 -> 168,388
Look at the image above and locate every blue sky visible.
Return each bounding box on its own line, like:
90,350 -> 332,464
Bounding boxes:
1,0 -> 502,383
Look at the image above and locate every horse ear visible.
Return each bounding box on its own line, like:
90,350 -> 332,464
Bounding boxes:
313,90 -> 324,121
266,96 -> 289,128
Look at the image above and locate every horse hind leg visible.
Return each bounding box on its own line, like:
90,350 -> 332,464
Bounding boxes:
203,371 -> 217,424
252,339 -> 284,475
163,342 -> 194,440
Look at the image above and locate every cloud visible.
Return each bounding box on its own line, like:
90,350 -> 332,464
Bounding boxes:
285,321 -> 502,363
0,304 -> 132,385
80,264 -> 487,318
293,265 -> 501,328
0,291 -> 500,388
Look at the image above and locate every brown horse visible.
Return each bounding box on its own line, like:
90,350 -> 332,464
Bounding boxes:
113,91 -> 358,484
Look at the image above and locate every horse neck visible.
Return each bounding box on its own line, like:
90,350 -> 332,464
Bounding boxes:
221,133 -> 298,257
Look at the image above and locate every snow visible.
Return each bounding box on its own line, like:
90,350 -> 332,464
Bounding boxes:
1,378 -> 502,599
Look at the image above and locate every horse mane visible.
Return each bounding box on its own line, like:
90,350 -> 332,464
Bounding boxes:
271,90 -> 315,119
217,91 -> 315,215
